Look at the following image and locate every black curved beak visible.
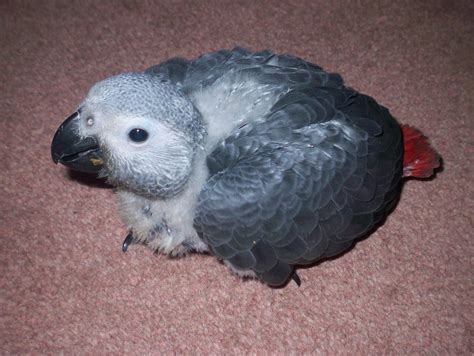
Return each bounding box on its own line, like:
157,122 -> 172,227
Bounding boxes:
51,112 -> 103,173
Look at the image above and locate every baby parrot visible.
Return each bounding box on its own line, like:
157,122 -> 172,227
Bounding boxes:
51,48 -> 439,287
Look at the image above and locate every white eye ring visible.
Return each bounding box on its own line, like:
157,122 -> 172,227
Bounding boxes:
86,117 -> 94,126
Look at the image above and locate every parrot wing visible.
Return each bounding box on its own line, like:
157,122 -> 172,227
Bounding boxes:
146,47 -> 343,92
194,85 -> 403,286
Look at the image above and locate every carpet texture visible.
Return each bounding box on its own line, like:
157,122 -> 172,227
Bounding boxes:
1,0 -> 473,354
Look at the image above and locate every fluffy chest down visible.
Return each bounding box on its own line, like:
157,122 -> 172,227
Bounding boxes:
116,150 -> 209,254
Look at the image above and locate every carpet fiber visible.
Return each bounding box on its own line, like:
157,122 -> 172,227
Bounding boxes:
1,0 -> 473,353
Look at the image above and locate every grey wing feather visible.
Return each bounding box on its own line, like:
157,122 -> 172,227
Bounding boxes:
191,49 -> 403,286
145,57 -> 190,85
146,47 -> 343,93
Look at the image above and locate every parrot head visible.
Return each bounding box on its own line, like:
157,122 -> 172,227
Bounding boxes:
51,72 -> 205,198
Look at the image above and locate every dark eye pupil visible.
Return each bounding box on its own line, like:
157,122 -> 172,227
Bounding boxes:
129,128 -> 148,142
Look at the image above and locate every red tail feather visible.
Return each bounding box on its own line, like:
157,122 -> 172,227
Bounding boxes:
402,125 -> 440,178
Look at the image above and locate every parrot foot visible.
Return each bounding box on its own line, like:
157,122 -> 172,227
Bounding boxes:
291,271 -> 302,287
122,232 -> 135,252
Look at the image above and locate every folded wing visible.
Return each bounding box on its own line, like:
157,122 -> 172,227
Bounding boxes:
195,81 -> 403,286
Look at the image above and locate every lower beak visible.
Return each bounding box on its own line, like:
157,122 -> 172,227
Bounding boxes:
51,112 -> 104,173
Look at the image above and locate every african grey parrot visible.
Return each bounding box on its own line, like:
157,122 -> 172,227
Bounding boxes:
51,48 -> 439,287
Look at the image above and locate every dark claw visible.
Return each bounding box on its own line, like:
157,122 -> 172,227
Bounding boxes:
122,232 -> 135,252
291,271 -> 301,287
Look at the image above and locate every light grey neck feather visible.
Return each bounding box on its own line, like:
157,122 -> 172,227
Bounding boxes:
191,71 -> 281,150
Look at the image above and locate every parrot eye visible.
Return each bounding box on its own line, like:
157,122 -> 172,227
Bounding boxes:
129,128 -> 149,143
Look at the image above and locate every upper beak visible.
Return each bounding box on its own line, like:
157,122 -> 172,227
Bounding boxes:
51,112 -> 104,173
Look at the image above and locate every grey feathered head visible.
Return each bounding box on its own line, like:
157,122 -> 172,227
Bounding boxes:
52,72 -> 206,198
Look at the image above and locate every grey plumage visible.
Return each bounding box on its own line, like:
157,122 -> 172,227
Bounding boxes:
52,48 -> 403,286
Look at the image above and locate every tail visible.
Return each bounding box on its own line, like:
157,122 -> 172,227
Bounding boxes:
402,125 -> 440,178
